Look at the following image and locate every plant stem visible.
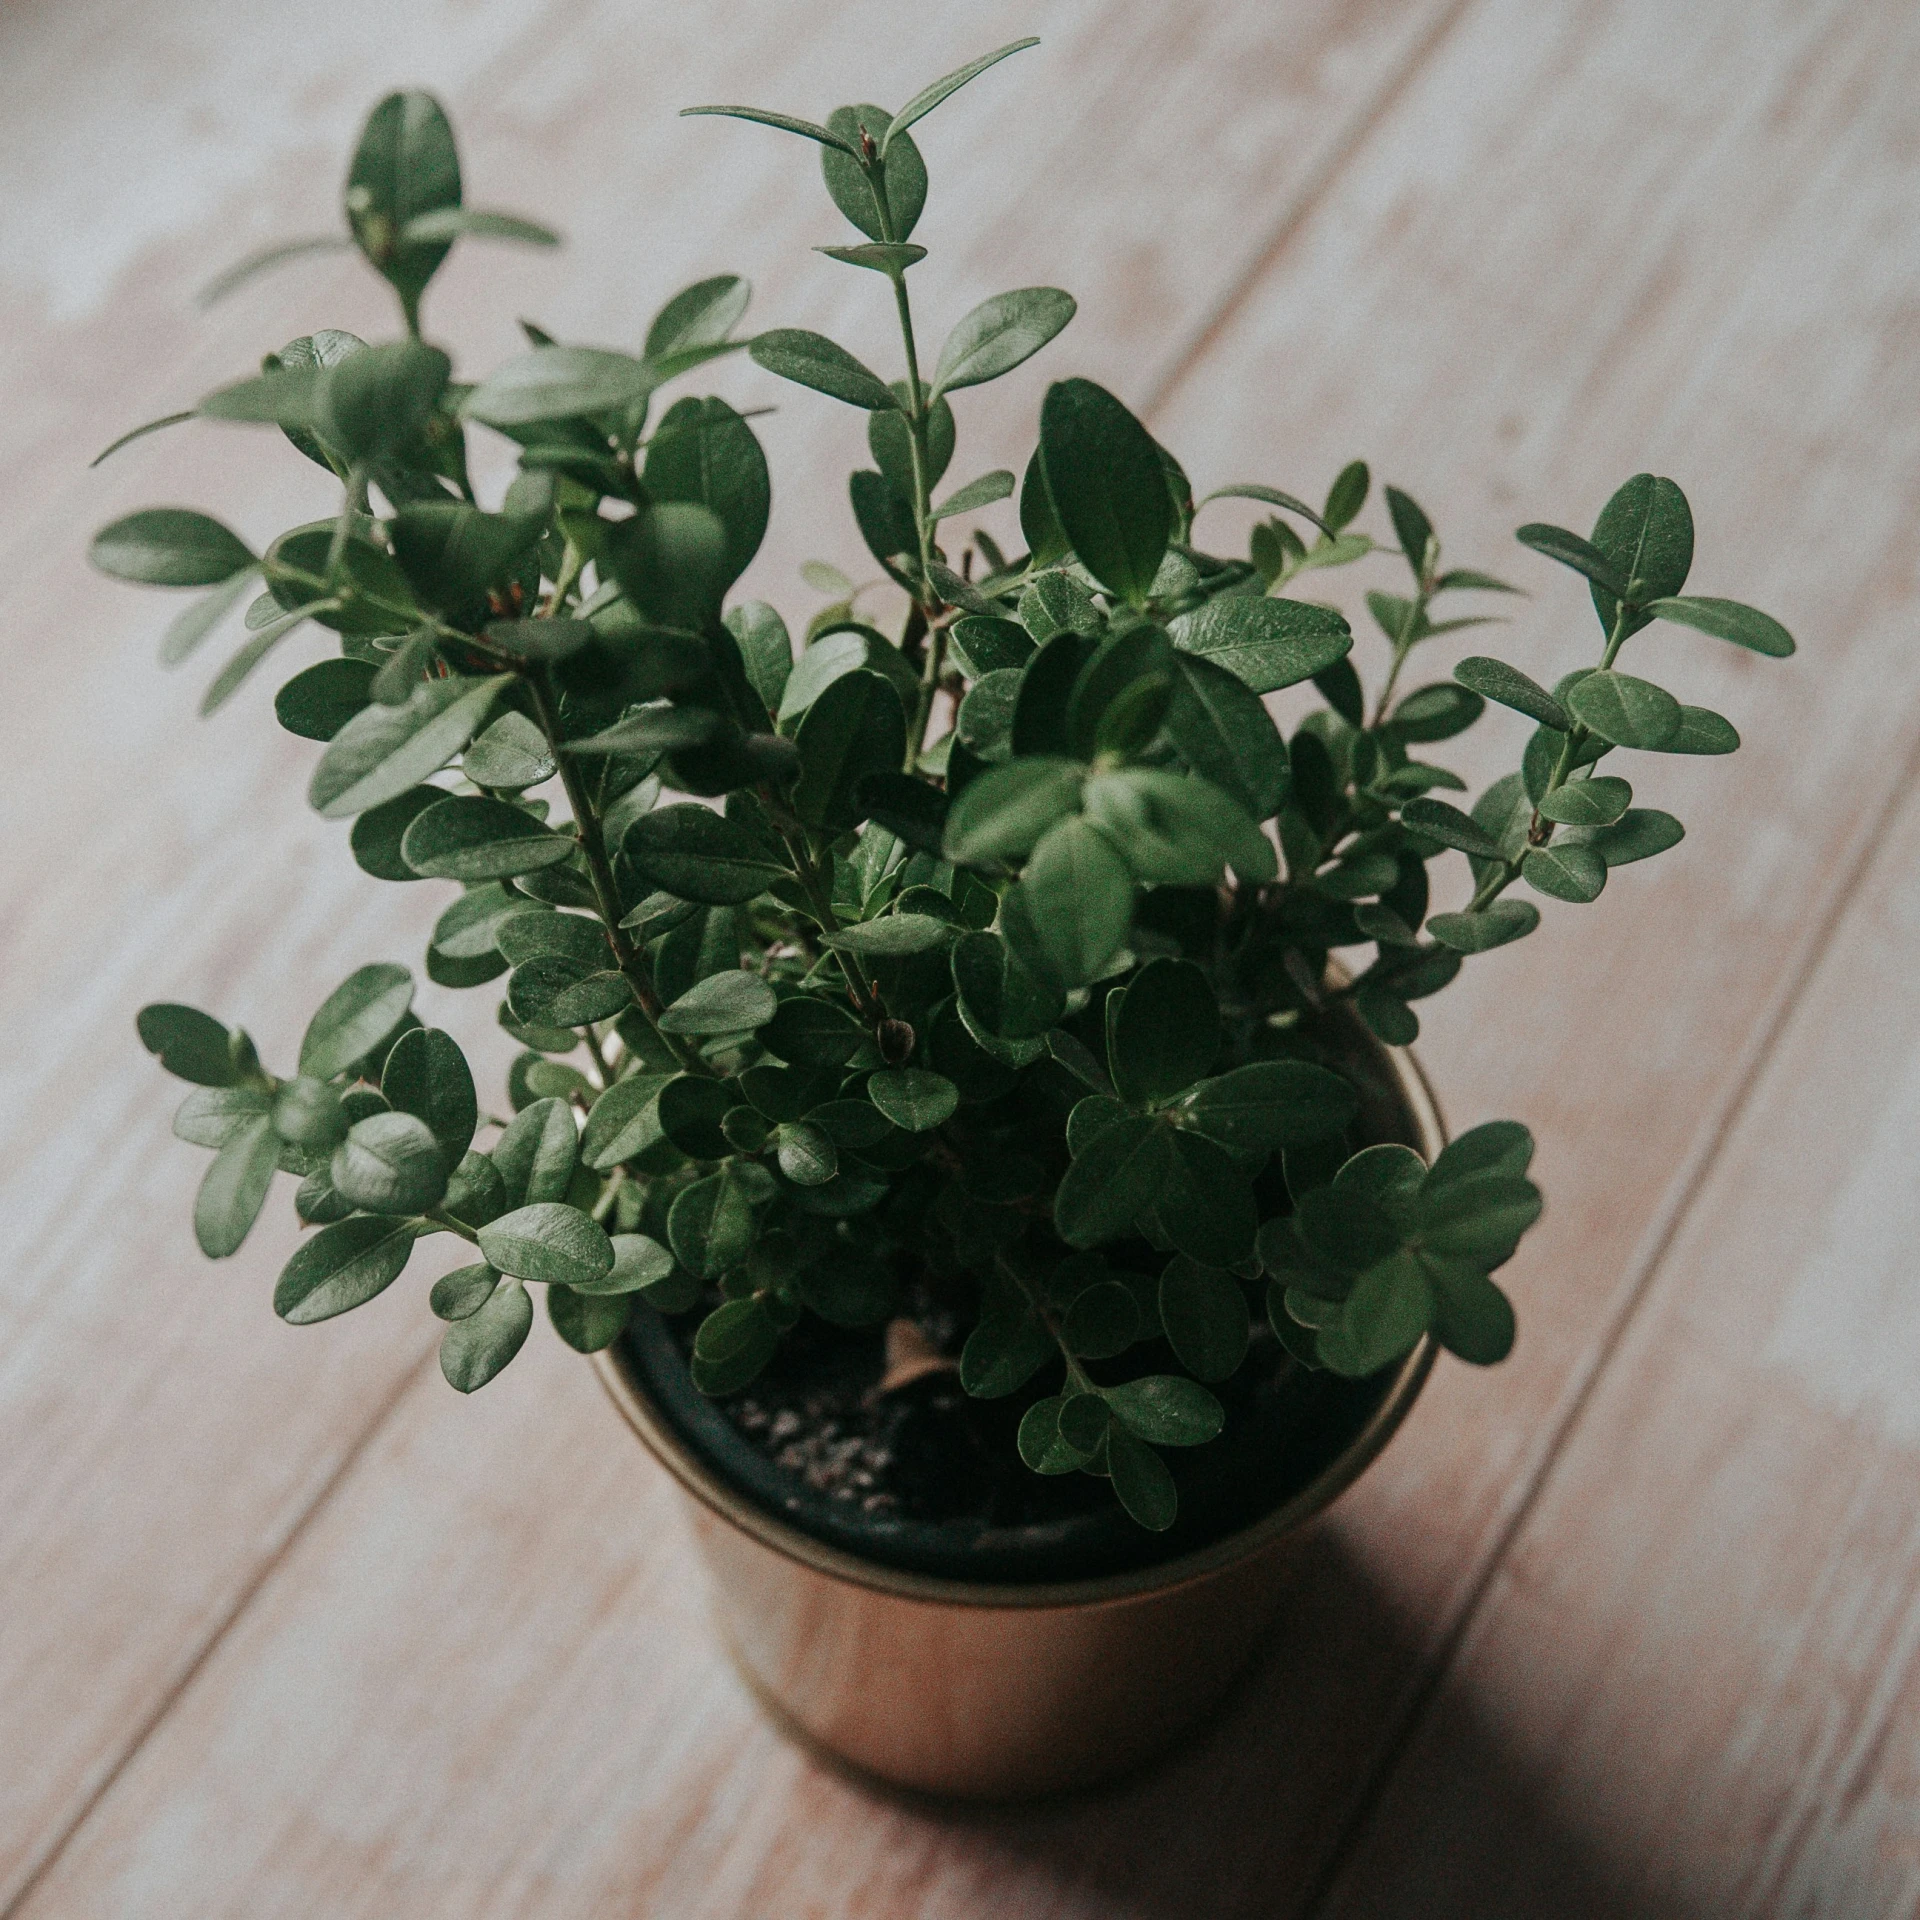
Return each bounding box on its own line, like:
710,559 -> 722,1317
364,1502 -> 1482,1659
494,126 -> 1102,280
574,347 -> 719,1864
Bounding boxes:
523,668 -> 716,1076
582,1024 -> 614,1089
766,804 -> 884,1020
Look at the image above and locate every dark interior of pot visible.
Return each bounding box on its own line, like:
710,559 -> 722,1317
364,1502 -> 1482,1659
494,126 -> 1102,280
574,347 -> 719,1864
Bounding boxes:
613,1013 -> 1428,1586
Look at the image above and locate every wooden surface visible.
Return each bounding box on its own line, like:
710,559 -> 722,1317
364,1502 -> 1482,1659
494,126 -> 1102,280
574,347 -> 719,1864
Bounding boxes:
3,0 -> 1917,1913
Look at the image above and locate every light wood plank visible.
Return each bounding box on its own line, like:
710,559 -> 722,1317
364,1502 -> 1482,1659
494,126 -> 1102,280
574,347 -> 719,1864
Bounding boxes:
1318,761 -> 1920,1916
0,0 -> 1468,1905
18,0 -> 1920,1914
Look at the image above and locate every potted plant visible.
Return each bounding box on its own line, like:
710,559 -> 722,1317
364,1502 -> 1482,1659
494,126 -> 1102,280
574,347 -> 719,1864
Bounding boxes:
94,41 -> 1795,1800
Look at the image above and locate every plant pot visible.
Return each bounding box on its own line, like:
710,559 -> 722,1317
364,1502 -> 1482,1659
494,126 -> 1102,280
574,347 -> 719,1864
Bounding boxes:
591,1039 -> 1442,1801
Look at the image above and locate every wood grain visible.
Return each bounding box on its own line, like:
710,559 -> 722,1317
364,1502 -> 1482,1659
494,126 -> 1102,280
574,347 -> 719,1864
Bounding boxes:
1318,756 -> 1920,1916
0,0 -> 1468,1909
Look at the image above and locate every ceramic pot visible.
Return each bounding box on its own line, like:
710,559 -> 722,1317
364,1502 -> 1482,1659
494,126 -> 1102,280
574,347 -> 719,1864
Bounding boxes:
592,1041 -> 1442,1800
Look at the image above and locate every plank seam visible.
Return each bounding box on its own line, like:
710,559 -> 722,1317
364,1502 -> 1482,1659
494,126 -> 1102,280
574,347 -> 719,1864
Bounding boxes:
0,1344 -> 437,1920
1137,0 -> 1482,420
1296,705 -> 1920,1917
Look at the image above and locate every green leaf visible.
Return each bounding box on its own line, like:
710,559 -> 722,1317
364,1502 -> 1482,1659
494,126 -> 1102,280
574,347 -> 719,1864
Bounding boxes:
1038,378 -> 1172,605
548,1284 -> 632,1353
1424,1258 -> 1516,1364
431,1261 -> 500,1321
1384,486 -> 1435,579
749,330 -> 898,411
1323,460 -> 1370,531
1018,1396 -> 1090,1474
1453,656 -> 1569,730
400,795 -> 573,881
275,1215 -> 417,1323
1054,1116 -> 1176,1248
643,395 -> 770,590
1588,473 -> 1692,639
1106,1425 -> 1178,1530
947,617 -> 1035,682
1104,1373 -> 1224,1446
1537,776 -> 1631,826
821,104 -> 927,243
669,1166 -> 760,1279
822,913 -> 954,957
402,206 -> 558,248
881,37 -> 1038,152
1563,670 -> 1681,750
1523,842 -> 1607,903
490,1098 -> 580,1206
440,1276 -> 534,1391
311,674 -> 509,818
1015,817 -> 1135,987
1400,797 -> 1504,858
465,345 -> 655,427
1645,593 -> 1794,658
317,341 -> 451,464
1337,1251 -> 1432,1375
1082,767 -> 1276,888
1649,706 -> 1740,755
1060,1281 -> 1141,1360
1581,808 -> 1683,866
959,1309 -> 1054,1399
1159,1257 -> 1250,1382
1426,1121 -> 1533,1190
646,273 -> 751,363
933,287 -> 1076,397
1198,482 -> 1333,534
271,1078 -> 347,1151
197,366 -> 325,431
1389,683 -> 1485,743
761,995 -> 864,1068
1181,1060 -> 1357,1152
381,1027 -> 477,1159
91,508 -> 254,586
659,970 -> 779,1034
867,1068 -> 957,1132
603,500 -> 731,633
1109,958 -> 1218,1106
462,711 -> 556,791
771,1121 -> 837,1187
690,1296 -> 780,1394
1169,596 -> 1351,694
299,964 -> 412,1081
1158,1129 -> 1257,1265
579,1074 -> 672,1170
345,90 -> 461,310
622,802 -> 787,905
388,504 -> 542,619
942,756 -> 1083,865
1514,522 -> 1624,593
1159,654 -> 1288,818
793,669 -> 906,832
726,601 -> 794,718
816,240 -> 927,274
479,1202 -> 614,1288
1427,902 -> 1541,952
950,930 -> 1064,1042
274,659 -> 375,742
331,1111 -> 448,1214
679,105 -> 859,156
655,1074 -> 735,1158
931,469 -> 1017,522
570,1231 -> 677,1297
138,1003 -> 239,1086
193,1115 -> 278,1257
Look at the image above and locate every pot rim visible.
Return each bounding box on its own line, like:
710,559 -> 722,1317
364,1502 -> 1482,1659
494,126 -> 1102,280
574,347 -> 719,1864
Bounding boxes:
591,1043 -> 1444,1613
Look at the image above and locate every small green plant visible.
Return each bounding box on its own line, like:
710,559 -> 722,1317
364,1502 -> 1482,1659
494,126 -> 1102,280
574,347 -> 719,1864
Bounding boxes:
97,43 -> 1793,1531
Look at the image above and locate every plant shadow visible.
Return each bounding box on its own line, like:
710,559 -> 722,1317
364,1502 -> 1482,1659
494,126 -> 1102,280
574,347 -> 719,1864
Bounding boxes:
854,1526 -> 1719,1920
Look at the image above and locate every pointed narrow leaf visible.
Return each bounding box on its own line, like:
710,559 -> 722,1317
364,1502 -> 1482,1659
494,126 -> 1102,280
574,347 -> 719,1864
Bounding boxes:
932,288 -> 1075,397
91,508 -> 255,586
1515,522 -> 1624,592
194,1115 -> 279,1257
881,38 -> 1039,152
679,105 -> 860,156
1453,656 -> 1569,730
749,330 -> 897,411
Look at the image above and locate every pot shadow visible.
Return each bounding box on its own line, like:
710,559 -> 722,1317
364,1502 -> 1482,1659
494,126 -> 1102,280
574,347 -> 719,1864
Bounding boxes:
857,1527 -> 1719,1920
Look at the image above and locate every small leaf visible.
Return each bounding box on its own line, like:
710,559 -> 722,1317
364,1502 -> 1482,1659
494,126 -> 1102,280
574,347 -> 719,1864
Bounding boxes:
1646,594 -> 1794,658
793,669 -> 907,832
1060,1280 -> 1141,1360
381,1027 -> 478,1159
930,468 -> 1017,521
816,241 -> 927,273
1648,706 -> 1740,755
1054,1117 -> 1176,1247
401,795 -> 573,881
440,1277 -> 534,1391
1582,808 -> 1683,866
1564,670 -> 1681,750
658,970 -> 779,1035
1453,656 -> 1569,730
868,1068 -> 958,1132
669,1167 -> 760,1279
1181,1060 -> 1357,1152
881,37 -> 1039,152
1426,903 -> 1540,952
194,1115 -> 279,1257
1523,842 -> 1608,903
749,329 -> 898,411
1588,472 -> 1693,638
1400,798 -> 1503,859
299,964 -> 413,1081
1536,776 -> 1631,826
331,1111 -> 448,1215
275,1215 -> 417,1323
1158,1257 -> 1249,1382
579,1074 -> 673,1170
622,802 -> 788,905
1108,958 -> 1218,1106
1038,378 -> 1172,605
1515,522 -> 1624,592
431,1261 -> 501,1321
959,1309 -> 1054,1398
478,1202 -> 615,1288
1104,1373 -> 1224,1446
464,345 -> 656,427
1014,817 -> 1135,987
310,674 -> 510,818
1169,596 -> 1352,694
400,206 -> 559,247
1106,1426 -> 1178,1530
138,1003 -> 239,1086
91,508 -> 255,586
933,287 -> 1076,396
548,1284 -> 632,1353
822,913 -> 955,956
678,105 -> 860,156
690,1296 -> 780,1394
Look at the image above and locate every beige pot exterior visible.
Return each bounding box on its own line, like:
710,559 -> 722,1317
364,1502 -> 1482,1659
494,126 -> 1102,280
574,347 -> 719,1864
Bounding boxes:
592,1046 -> 1443,1801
